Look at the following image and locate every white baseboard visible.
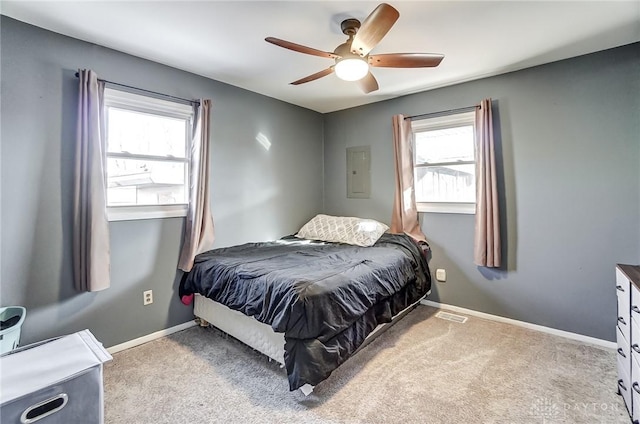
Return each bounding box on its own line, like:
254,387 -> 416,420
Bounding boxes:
107,303 -> 615,354
420,299 -> 616,350
107,320 -> 198,354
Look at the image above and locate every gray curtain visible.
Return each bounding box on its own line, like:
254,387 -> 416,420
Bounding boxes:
73,69 -> 111,292
178,99 -> 215,272
390,114 -> 427,244
474,98 -> 501,267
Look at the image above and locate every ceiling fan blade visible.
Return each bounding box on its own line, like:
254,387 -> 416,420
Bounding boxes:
358,71 -> 379,94
369,53 -> 444,68
351,3 -> 400,57
265,37 -> 339,59
290,67 -> 335,85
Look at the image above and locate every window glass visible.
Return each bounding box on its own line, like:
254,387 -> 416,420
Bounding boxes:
415,164 -> 475,203
415,125 -> 474,164
107,108 -> 187,157
411,111 -> 476,214
107,158 -> 187,206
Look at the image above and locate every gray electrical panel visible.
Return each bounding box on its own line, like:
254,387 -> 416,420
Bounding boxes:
346,146 -> 371,198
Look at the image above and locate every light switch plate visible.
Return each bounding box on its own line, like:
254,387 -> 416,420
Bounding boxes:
436,269 -> 446,282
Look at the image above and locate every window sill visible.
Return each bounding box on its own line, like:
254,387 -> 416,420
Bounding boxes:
107,205 -> 188,222
417,202 -> 476,215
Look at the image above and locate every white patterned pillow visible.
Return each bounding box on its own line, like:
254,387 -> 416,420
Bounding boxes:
295,214 -> 389,247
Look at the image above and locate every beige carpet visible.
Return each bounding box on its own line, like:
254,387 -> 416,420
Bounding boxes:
104,305 -> 628,423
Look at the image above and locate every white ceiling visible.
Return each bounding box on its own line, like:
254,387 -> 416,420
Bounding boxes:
2,1 -> 639,113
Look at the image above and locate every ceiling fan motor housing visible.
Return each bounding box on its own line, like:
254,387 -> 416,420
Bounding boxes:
340,18 -> 361,36
334,19 -> 368,69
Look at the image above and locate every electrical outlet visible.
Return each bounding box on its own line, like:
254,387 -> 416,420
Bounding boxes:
143,290 -> 153,306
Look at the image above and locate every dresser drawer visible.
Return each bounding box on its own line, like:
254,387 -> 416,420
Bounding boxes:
618,267 -> 631,311
632,357 -> 640,423
632,283 -> 640,326
619,316 -> 631,345
633,381 -> 640,424
619,358 -> 633,417
632,306 -> 640,365
618,325 -> 632,380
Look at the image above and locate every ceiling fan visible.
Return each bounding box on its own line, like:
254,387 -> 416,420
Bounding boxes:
265,3 -> 444,94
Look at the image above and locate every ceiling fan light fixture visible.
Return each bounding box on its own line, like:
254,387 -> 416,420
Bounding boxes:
265,3 -> 443,93
334,58 -> 369,81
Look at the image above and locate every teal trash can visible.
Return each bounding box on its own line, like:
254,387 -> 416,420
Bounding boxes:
0,306 -> 26,354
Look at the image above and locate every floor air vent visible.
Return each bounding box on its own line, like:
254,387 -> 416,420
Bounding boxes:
435,311 -> 468,323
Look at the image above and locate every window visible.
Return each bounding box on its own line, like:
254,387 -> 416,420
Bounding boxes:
412,111 -> 476,214
104,88 -> 194,221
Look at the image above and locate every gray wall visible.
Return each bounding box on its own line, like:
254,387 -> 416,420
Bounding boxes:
0,17 -> 324,347
323,43 -> 640,341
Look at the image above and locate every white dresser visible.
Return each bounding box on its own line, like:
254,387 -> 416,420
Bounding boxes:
617,264 -> 640,422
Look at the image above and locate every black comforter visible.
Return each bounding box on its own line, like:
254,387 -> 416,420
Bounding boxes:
180,233 -> 431,390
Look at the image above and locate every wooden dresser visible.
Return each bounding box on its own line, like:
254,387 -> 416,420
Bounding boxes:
617,264 -> 640,422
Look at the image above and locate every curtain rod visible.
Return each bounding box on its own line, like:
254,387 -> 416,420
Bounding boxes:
74,72 -> 199,106
404,104 -> 479,121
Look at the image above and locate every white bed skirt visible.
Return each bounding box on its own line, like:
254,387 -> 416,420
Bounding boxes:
194,294 -> 286,364
193,291 -> 430,370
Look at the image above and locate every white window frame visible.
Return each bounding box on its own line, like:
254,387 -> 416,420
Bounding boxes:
103,88 -> 194,221
411,111 -> 476,215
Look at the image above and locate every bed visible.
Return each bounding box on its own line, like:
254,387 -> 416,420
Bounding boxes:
179,215 -> 431,392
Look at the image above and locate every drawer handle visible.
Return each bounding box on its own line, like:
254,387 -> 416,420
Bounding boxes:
619,316 -> 627,325
20,393 -> 67,423
633,344 -> 640,354
633,306 -> 640,314
618,347 -> 627,358
634,382 -> 640,395
618,285 -> 626,292
619,379 -> 628,392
